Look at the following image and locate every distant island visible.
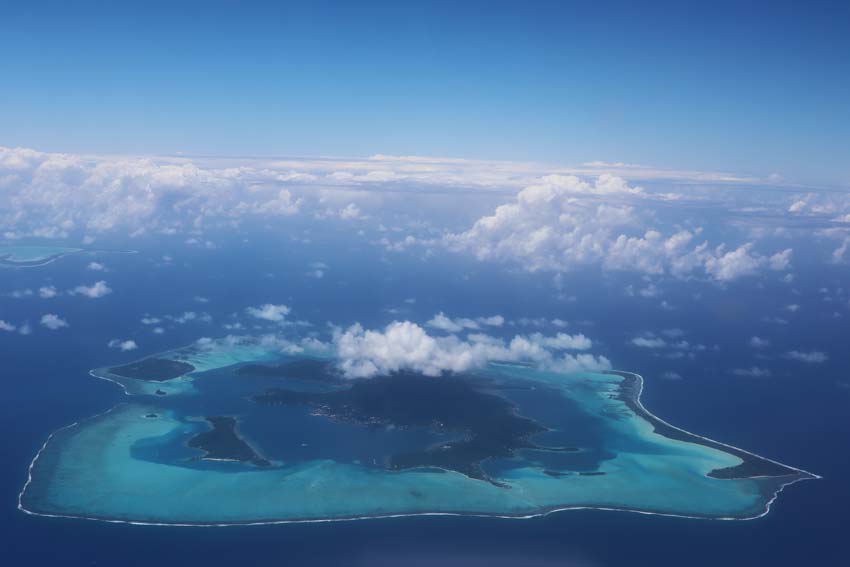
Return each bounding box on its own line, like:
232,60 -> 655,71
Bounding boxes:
0,245 -> 82,268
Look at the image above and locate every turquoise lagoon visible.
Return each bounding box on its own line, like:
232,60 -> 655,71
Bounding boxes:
19,338 -> 818,525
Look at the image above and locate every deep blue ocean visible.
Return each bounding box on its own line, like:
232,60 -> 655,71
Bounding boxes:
1,226 -> 847,566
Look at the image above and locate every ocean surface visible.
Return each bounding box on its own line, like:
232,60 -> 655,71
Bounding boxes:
1,231 -> 847,565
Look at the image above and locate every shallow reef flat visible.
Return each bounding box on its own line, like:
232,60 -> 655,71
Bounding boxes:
19,339 -> 818,525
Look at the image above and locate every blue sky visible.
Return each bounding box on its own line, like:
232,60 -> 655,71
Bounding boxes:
1,0 -> 848,185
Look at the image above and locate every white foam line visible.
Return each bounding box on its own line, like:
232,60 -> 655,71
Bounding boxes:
18,405 -> 121,518
89,370 -> 132,396
17,370 -> 820,527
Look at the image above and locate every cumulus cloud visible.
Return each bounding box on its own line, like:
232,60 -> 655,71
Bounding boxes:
332,321 -> 609,379
833,238 -> 850,263
768,249 -> 793,271
87,261 -> 107,271
426,312 -> 504,333
8,288 -> 33,298
526,332 -> 592,350
38,286 -> 58,298
108,339 -> 138,351
246,303 -> 291,323
1,149 -> 777,237
165,311 -> 211,324
787,192 -> 850,218
733,366 -> 772,377
443,175 -> 791,282
306,262 -> 327,279
749,336 -> 770,348
0,320 -> 16,332
625,282 -> 660,298
533,174 -> 644,197
338,203 -> 364,220
70,280 -> 112,298
702,243 -> 763,281
479,315 -> 505,327
40,313 -> 68,330
0,147 -> 301,237
631,336 -> 667,348
0,146 -> 826,280
629,331 -> 709,358
3,146 -> 602,238
785,350 -> 829,363
427,312 -> 476,333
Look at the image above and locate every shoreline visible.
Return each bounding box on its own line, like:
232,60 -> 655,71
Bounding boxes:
18,368 -> 820,527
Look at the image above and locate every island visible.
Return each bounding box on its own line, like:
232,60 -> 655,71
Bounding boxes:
18,337 -> 819,525
254,372 -> 552,482
187,416 -> 270,467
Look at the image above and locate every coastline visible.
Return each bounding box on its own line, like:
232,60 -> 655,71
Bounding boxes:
18,366 -> 820,527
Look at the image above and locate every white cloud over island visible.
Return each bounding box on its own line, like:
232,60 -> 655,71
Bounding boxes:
332,320 -> 609,379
